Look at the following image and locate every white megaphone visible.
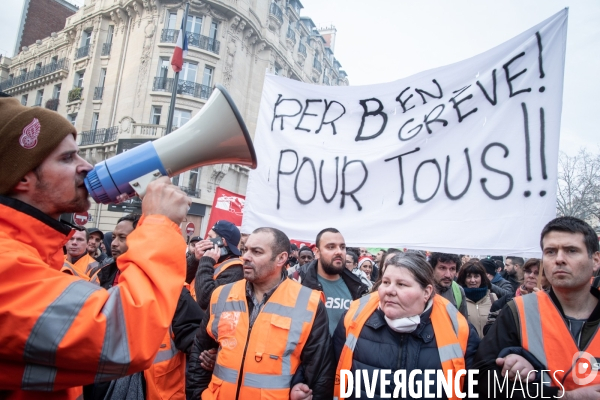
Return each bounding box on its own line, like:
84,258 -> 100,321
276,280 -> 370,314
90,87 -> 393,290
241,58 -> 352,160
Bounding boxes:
84,84 -> 257,204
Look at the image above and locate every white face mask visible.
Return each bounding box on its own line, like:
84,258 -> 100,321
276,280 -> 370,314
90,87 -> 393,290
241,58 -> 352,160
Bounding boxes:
384,314 -> 421,333
382,299 -> 432,333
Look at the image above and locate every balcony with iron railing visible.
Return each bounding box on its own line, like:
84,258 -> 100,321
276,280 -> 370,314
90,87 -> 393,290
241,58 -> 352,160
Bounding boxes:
298,42 -> 307,57
76,45 -> 90,59
79,126 -> 119,146
286,27 -> 296,44
160,29 -> 220,55
0,58 -> 69,91
152,77 -> 213,100
101,42 -> 112,56
68,87 -> 83,102
270,2 -> 283,23
93,86 -> 104,100
288,0 -> 302,16
45,98 -> 59,111
313,58 -> 322,73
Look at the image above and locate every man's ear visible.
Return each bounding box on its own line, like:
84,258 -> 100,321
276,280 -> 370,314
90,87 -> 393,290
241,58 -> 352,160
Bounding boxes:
11,171 -> 37,194
222,237 -> 228,247
276,251 -> 289,267
592,252 -> 600,274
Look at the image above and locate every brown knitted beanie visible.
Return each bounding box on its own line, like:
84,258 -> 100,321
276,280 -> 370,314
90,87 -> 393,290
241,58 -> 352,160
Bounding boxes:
0,98 -> 77,194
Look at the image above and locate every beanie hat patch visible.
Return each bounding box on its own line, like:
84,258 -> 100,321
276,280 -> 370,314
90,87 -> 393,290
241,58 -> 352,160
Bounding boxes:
19,118 -> 41,149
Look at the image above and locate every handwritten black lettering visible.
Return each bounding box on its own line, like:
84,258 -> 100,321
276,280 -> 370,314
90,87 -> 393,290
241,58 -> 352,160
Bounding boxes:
316,100 -> 346,135
415,79 -> 443,104
341,157 -> 368,211
503,52 -> 532,98
449,85 -> 478,123
385,148 -> 421,205
319,157 -> 339,203
444,149 -> 472,200
476,69 -> 498,106
413,158 -> 442,203
272,94 -> 302,131
396,87 -> 415,113
424,104 -> 448,134
480,143 -> 514,200
294,157 -> 317,204
356,98 -> 388,141
277,149 -> 299,209
295,99 -> 323,132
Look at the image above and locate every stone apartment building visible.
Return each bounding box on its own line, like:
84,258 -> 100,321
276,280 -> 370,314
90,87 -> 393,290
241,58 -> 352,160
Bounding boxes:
0,0 -> 349,237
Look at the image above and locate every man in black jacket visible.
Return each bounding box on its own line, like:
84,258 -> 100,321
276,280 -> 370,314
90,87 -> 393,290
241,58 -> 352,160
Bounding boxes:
186,227 -> 335,400
300,228 -> 370,335
474,216 -> 600,399
502,256 -> 524,293
189,220 -> 244,310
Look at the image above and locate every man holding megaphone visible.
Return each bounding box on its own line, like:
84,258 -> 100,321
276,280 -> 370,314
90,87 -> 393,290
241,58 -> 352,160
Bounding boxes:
0,97 -> 192,399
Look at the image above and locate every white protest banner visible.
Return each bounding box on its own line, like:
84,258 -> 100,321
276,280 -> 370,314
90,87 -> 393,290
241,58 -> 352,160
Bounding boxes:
242,9 -> 567,257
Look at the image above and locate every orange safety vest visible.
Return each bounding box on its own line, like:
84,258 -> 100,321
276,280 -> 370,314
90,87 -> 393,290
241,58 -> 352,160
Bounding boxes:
202,278 -> 322,400
515,290 -> 600,391
61,253 -> 95,281
144,327 -> 186,400
334,292 -> 470,400
189,257 -> 243,301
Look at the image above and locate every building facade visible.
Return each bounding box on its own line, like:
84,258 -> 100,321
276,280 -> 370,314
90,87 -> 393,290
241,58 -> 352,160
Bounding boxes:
0,0 -> 349,237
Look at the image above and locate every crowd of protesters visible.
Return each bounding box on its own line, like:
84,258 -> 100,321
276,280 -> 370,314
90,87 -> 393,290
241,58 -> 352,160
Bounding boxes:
2,97 -> 600,400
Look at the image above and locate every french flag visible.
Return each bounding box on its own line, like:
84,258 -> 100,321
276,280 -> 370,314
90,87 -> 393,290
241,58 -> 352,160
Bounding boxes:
171,19 -> 188,72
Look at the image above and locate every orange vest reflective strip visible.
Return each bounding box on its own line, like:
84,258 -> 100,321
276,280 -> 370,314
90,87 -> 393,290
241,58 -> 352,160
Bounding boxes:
334,293 -> 469,400
144,326 -> 186,400
515,291 -> 600,390
213,258 -> 243,278
203,278 -> 321,400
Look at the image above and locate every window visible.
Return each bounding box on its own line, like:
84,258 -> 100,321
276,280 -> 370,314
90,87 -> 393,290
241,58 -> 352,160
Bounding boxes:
157,57 -> 170,78
68,113 -> 77,125
150,106 -> 162,125
167,12 -> 177,30
35,89 -> 44,106
98,68 -> 107,87
209,21 -> 218,41
91,113 -> 99,131
181,62 -> 197,82
19,68 -> 27,77
74,70 -> 84,88
173,109 -> 191,129
189,168 -> 200,194
34,63 -> 42,77
186,15 -> 202,35
51,56 -> 58,65
82,30 -> 92,47
21,94 -> 27,106
106,25 -> 114,45
202,66 -> 213,87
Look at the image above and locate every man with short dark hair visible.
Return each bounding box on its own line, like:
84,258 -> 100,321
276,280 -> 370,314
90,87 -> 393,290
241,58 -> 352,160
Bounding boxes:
191,220 -> 244,309
84,227 -> 107,275
0,97 -> 191,398
481,258 -> 514,298
429,252 -> 468,318
300,228 -> 370,335
187,227 -> 334,399
475,216 -> 600,398
503,255 -> 524,292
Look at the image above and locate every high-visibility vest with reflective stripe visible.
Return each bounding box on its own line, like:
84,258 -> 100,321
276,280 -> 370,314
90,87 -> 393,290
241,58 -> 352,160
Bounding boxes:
334,292 -> 469,400
515,291 -> 600,391
189,258 -> 243,301
203,278 -> 322,400
60,254 -> 94,281
144,326 -> 186,400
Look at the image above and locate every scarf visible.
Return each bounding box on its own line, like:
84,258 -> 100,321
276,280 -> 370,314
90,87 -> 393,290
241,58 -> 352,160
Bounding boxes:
463,287 -> 488,303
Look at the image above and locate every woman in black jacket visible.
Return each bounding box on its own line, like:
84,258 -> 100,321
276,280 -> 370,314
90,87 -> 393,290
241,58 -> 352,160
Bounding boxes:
332,252 -> 480,399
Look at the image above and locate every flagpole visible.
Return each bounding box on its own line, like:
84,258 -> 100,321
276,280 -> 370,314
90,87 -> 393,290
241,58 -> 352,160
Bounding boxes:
166,1 -> 190,135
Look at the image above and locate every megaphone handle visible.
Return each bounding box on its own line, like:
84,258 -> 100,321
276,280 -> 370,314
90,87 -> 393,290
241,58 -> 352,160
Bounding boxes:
129,170 -> 163,199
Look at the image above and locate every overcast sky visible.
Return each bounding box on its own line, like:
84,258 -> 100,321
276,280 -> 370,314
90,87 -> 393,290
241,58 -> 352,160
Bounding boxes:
1,0 -> 598,155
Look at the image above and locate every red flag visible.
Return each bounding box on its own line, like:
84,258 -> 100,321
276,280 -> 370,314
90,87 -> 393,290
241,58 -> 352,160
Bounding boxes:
205,187 -> 245,237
